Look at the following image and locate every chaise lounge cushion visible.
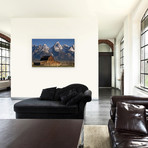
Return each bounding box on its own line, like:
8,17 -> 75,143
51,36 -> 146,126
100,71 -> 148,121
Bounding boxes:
60,90 -> 78,104
14,98 -> 78,114
40,87 -> 57,100
66,93 -> 84,106
54,84 -> 88,101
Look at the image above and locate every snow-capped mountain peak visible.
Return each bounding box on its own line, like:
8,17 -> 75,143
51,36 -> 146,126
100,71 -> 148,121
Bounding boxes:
42,44 -> 49,53
69,47 -> 75,52
54,41 -> 63,52
32,42 -> 75,62
63,44 -> 69,48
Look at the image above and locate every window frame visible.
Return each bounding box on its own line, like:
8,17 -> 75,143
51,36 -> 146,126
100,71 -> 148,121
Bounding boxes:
0,37 -> 10,81
140,9 -> 148,88
120,37 -> 124,72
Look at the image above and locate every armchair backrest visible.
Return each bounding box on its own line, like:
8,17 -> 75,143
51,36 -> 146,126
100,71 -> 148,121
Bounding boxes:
110,96 -> 148,121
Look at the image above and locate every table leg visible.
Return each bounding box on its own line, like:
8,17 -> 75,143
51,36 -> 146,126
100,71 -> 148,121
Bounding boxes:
79,122 -> 84,148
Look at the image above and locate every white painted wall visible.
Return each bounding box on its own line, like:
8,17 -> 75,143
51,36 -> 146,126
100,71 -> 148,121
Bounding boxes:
11,17 -> 98,98
124,15 -> 132,95
115,27 -> 124,89
0,18 -> 11,37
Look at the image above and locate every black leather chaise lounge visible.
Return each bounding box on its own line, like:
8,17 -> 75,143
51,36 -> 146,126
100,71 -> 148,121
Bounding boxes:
14,84 -> 92,119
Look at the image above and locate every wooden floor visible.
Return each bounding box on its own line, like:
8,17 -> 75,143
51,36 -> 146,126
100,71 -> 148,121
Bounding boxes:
0,88 -> 121,125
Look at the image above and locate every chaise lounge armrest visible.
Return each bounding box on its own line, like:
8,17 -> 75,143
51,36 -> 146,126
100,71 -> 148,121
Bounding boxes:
78,90 -> 92,116
82,89 -> 92,102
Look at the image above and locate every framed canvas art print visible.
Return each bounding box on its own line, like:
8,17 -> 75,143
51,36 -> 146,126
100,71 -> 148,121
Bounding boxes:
32,39 -> 75,67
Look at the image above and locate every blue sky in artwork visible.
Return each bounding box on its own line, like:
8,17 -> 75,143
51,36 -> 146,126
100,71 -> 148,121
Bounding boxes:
32,39 -> 74,47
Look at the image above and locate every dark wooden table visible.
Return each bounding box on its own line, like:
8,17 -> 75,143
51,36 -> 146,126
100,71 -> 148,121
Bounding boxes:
0,119 -> 83,148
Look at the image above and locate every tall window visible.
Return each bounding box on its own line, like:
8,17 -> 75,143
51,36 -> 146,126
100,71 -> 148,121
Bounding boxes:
140,9 -> 148,88
0,37 -> 10,80
120,37 -> 124,72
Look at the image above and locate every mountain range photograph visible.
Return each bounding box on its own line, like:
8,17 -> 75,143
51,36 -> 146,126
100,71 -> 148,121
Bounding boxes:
32,39 -> 75,67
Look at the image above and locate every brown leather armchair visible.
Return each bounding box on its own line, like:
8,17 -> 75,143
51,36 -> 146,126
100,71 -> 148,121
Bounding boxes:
108,96 -> 148,148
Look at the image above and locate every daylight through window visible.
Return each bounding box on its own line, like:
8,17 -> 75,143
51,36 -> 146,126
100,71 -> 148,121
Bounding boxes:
0,37 -> 10,80
140,9 -> 148,88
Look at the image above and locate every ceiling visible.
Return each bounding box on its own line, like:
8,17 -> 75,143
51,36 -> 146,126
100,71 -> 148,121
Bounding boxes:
0,0 -> 140,39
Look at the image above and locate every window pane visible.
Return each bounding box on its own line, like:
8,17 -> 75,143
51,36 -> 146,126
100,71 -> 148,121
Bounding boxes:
145,46 -> 148,59
120,38 -> 124,71
141,21 -> 145,33
141,74 -> 144,86
7,58 -> 10,64
5,72 -> 10,79
145,75 -> 148,88
2,57 -> 5,64
120,65 -> 123,72
145,31 -> 148,45
2,43 -> 5,48
121,43 -> 123,49
2,50 -> 5,57
2,65 -> 5,71
8,44 -> 10,49
2,72 -> 5,80
5,58 -> 9,64
141,48 -> 145,60
145,61 -> 148,73
5,58 -> 8,64
6,51 -> 8,57
7,51 -> 10,57
120,58 -> 122,65
141,61 -> 145,73
142,17 -> 148,33
6,65 -> 9,71
0,72 -> 1,80
145,17 -> 148,32
141,34 -> 145,47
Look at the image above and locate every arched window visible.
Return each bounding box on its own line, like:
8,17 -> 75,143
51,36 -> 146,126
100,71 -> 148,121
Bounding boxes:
0,34 -> 10,80
140,9 -> 148,88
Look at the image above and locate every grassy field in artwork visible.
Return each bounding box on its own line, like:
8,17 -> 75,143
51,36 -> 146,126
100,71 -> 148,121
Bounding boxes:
32,61 -> 74,67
